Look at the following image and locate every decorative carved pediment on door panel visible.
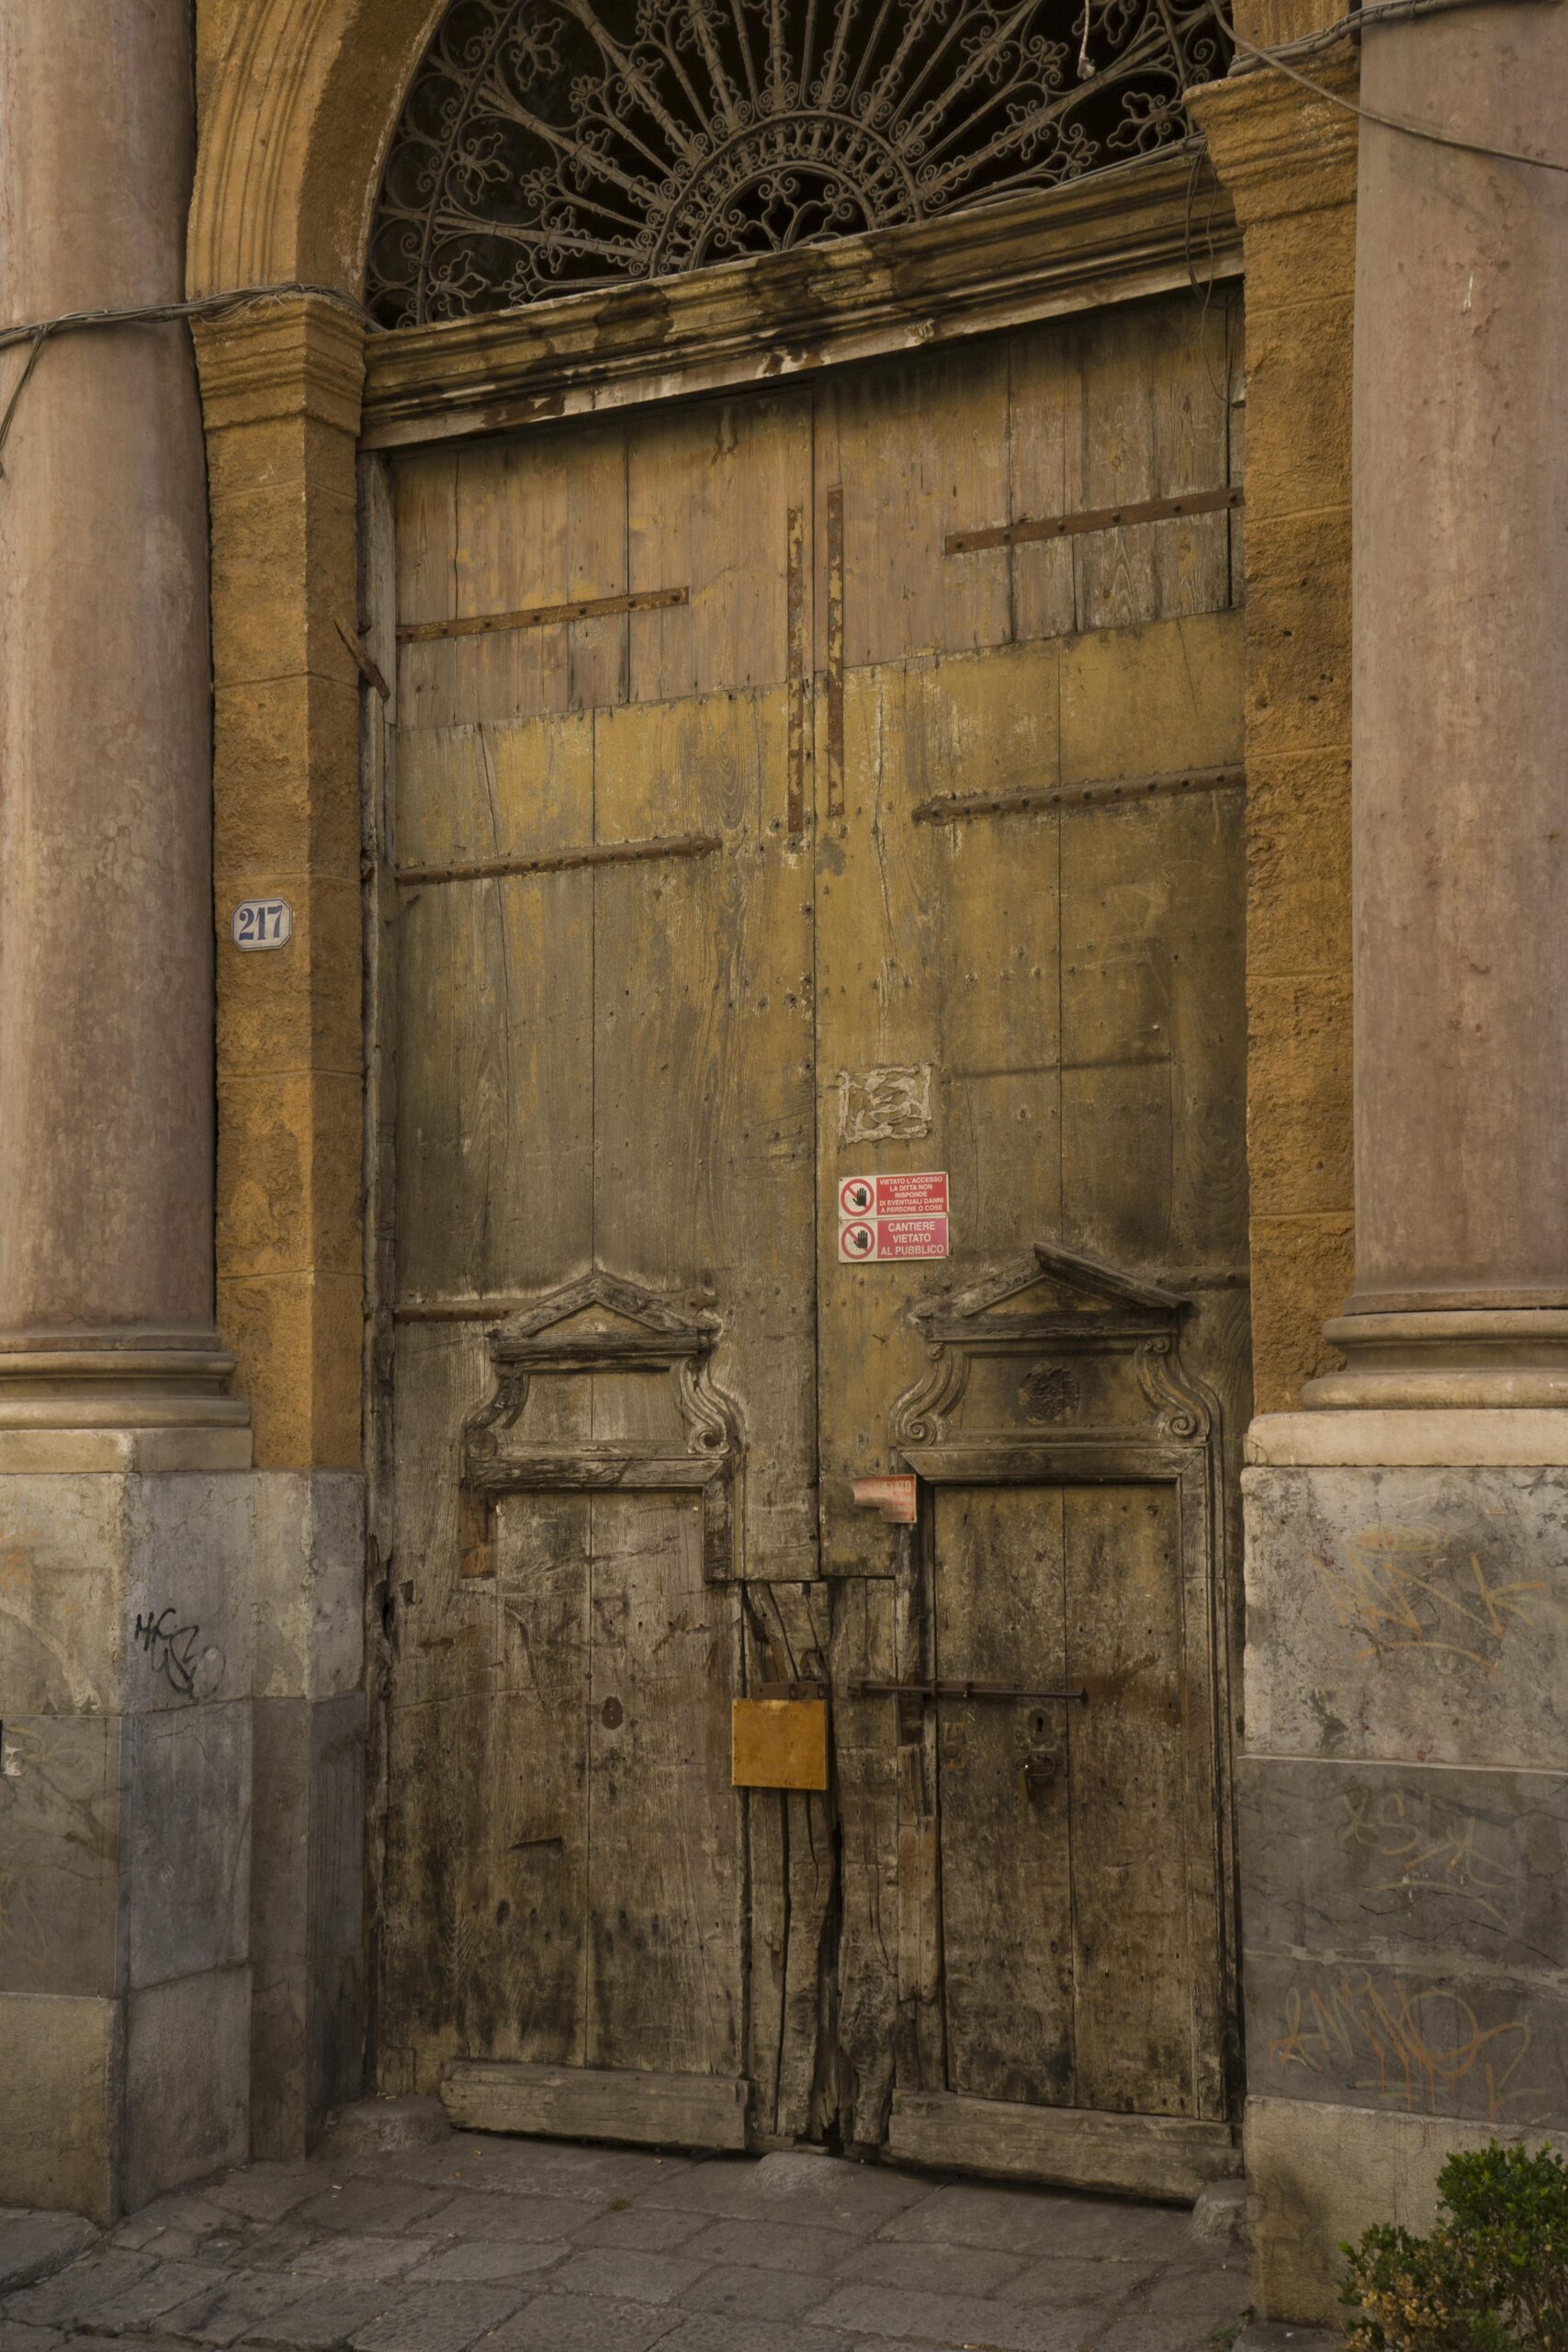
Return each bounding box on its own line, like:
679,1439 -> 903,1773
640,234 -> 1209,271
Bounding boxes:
459,1271 -> 743,1581
892,1242 -> 1216,1451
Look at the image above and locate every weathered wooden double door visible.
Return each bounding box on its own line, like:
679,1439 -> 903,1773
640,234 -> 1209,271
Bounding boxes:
377,287 -> 1249,2194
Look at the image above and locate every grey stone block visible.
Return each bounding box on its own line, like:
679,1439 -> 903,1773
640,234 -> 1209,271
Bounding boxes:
675,2261 -> 836,2321
76,2256 -> 230,2329
641,2151 -> 924,2231
0,1714 -> 121,1997
0,2211 -> 99,2290
309,1698 -> 365,1960
1244,1464 -> 1568,1769
680,2216 -> 847,2273
126,1702 -> 251,1988
0,2322 -> 66,2350
124,1477 -> 256,1713
568,2207 -> 707,2254
4,2248 -> 156,2328
156,2264 -> 315,2346
482,2294 -> 678,2352
318,2099 -> 448,2160
1235,2327 -> 1338,2352
421,2191 -> 601,2245
123,1967 -> 251,2210
0,1993 -> 118,2222
253,1474 -> 365,1705
200,2165 -> 321,2224
1189,2177 -> 1249,2250
848,2238 -> 1026,2297
877,2185 -> 1190,2263
654,2315 -> 857,2352
345,2281 -> 527,2352
294,2182 -> 446,2237
545,2245 -> 709,2303
808,2280 -> 1086,2348
406,2241 -> 571,2284
244,2278 -> 401,2349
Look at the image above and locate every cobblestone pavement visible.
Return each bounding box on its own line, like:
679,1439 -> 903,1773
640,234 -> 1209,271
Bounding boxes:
0,2120 -> 1258,2352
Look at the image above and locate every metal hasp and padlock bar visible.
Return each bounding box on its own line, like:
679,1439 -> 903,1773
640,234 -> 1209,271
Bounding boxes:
846,1680 -> 1089,1703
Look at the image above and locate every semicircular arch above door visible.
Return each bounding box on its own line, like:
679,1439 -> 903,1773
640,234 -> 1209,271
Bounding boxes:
367,0 -> 1233,327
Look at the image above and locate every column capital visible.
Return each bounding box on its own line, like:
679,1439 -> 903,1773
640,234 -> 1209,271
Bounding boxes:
193,292 -> 367,436
1186,50 -> 1359,225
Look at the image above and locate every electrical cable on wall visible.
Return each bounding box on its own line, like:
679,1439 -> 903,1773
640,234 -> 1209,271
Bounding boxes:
0,282 -> 376,474
1,2 -> 1562,481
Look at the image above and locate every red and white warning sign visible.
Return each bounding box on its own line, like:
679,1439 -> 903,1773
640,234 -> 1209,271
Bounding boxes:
839,1171 -> 949,1220
837,1171 -> 951,1262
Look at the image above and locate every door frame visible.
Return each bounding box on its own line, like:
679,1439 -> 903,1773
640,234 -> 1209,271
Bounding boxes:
355,163 -> 1247,2138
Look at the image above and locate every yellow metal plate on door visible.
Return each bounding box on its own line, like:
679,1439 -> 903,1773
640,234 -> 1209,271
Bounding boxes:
731,1699 -> 829,1792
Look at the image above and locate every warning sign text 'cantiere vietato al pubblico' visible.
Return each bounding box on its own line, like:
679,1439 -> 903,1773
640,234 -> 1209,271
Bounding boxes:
838,1173 -> 950,1261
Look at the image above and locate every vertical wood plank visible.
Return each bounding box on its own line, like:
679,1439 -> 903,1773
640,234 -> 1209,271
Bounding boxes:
935,1487 -> 1076,2107
1065,1482 -> 1193,2118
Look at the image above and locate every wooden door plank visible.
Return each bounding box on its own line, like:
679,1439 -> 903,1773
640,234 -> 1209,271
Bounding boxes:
889,2091 -> 1237,2199
1065,1482 -> 1193,2118
743,1581 -> 835,2143
934,1487 -> 1076,2107
813,344 -> 1011,674
1065,299 -> 1234,635
586,1492 -> 743,2078
444,2059 -> 749,2149
829,1574 -> 899,2151
591,686 -> 816,1582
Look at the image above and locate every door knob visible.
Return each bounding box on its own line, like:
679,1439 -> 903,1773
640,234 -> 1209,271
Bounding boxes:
1021,1752 -> 1059,1796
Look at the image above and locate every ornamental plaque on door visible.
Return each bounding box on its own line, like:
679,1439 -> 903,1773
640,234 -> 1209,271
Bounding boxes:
457,1270 -> 745,1584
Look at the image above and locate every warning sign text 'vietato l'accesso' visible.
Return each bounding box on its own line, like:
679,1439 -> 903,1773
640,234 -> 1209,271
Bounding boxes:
839,1171 -> 949,1220
838,1170 -> 950,1262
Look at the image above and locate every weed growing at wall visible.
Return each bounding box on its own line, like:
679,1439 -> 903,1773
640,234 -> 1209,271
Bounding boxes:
1341,2143 -> 1568,2350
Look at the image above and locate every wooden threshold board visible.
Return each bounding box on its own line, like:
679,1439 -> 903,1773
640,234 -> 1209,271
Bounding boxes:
442,2061 -> 750,2151
889,2093 -> 1240,2203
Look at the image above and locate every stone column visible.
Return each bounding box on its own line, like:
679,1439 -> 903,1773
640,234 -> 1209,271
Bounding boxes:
1235,3 -> 1568,2321
0,0 -> 253,2220
1309,0 -> 1568,1408
0,0 -> 247,1449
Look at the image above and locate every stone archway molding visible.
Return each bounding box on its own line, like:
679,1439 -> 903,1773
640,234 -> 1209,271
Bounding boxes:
188,0 -> 441,1466
189,0 -> 446,299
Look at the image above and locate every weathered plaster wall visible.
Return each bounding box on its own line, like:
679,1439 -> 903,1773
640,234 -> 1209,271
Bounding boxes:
1191,18 -> 1357,1415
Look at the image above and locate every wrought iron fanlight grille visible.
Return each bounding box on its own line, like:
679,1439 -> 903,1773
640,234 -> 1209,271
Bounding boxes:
367,0 -> 1231,328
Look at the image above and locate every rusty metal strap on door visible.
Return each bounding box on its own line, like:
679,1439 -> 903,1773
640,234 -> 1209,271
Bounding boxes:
397,584 -> 688,643
850,1679 -> 1088,1703
396,833 -> 721,887
913,765 -> 1246,824
945,485 -> 1244,558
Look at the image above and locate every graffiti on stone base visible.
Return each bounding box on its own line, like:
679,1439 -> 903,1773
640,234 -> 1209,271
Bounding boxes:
133,1605 -> 205,1700
1268,1969 -> 1540,2123
1337,1785 -> 1519,1927
1310,1524 -> 1565,1673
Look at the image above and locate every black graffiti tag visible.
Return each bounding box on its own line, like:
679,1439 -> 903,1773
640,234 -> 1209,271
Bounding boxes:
133,1606 -> 201,1700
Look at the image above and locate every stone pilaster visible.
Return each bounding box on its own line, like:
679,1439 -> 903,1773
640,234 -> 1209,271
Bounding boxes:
1186,44 -> 1357,1420
195,298 -> 367,1474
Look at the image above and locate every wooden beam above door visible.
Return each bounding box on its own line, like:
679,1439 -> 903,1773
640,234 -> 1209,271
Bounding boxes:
361,152 -> 1239,451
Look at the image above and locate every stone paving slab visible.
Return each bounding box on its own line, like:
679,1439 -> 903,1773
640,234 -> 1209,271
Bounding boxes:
0,2121 -> 1255,2352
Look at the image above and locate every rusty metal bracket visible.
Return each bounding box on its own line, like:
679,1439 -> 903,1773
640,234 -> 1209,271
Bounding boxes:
946,484 -> 1243,557
849,1679 -> 1088,1703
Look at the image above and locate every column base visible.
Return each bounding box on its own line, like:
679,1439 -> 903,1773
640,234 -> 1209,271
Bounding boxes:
1246,2098 -> 1568,2325
0,1338 -> 251,1436
0,1458 -> 364,2216
1240,1430 -> 1568,2317
1304,1308 -> 1568,1408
